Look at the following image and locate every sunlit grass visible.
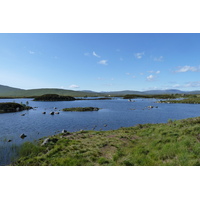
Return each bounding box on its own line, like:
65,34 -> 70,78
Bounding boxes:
13,117 -> 200,166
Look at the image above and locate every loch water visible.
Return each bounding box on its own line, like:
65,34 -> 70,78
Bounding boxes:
0,98 -> 200,165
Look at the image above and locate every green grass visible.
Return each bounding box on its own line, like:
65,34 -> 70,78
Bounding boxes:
13,117 -> 200,166
158,97 -> 200,104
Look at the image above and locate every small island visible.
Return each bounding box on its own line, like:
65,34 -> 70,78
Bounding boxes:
62,107 -> 100,112
34,94 -> 76,101
0,102 -> 32,113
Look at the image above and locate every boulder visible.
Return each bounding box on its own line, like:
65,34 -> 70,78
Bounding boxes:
62,129 -> 67,133
42,112 -> 46,114
20,133 -> 27,139
41,138 -> 50,146
50,112 -> 54,115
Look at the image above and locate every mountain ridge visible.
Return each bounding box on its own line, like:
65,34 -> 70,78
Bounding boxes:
1,84 -> 200,97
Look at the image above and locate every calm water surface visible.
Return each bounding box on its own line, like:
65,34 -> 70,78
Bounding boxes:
0,98 -> 200,165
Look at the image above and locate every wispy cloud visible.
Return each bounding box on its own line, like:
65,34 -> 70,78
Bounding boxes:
146,74 -> 156,81
93,51 -> 100,58
174,65 -> 200,73
134,52 -> 144,59
29,50 -> 35,54
84,52 -> 90,56
147,70 -> 161,74
69,84 -> 80,89
98,60 -> 108,65
156,70 -> 160,74
154,56 -> 163,62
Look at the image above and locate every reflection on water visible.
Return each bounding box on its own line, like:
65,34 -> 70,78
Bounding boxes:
0,98 -> 200,165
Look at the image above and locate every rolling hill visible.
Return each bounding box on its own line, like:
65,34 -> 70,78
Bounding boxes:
0,85 -> 100,97
1,84 -> 200,97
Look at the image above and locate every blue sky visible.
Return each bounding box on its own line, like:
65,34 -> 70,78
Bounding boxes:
1,33 -> 200,92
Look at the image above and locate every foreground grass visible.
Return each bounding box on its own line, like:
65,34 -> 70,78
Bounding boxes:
13,117 -> 200,166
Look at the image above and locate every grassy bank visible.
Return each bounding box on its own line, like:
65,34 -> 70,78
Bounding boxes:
158,97 -> 200,104
13,116 -> 200,166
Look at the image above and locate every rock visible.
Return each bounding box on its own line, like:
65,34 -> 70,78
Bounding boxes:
104,124 -> 107,127
54,107 -> 57,109
41,138 -> 50,146
62,129 -> 68,133
50,112 -> 54,115
148,106 -> 154,109
55,112 -> 59,114
20,133 -> 27,139
42,112 -> 46,114
21,113 -> 26,116
7,139 -> 12,142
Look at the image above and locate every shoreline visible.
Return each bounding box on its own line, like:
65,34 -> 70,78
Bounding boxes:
12,116 -> 200,166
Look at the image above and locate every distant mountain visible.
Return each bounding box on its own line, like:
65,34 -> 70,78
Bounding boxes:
100,90 -> 143,96
0,85 -> 25,96
143,89 -> 185,95
1,84 -> 200,97
0,85 -> 100,97
187,90 -> 200,94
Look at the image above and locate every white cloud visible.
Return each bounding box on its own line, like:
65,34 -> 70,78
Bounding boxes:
146,74 -> 156,81
69,84 -> 80,89
134,52 -> 144,59
154,56 -> 163,62
29,50 -> 35,54
98,60 -> 108,65
174,65 -> 200,73
93,51 -> 100,58
156,70 -> 160,74
126,73 -> 131,75
184,81 -> 200,88
166,81 -> 200,89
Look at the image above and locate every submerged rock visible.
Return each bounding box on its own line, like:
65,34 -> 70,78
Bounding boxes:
20,134 -> 27,139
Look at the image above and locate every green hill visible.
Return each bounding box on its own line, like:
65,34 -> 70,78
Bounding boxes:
0,85 -> 101,97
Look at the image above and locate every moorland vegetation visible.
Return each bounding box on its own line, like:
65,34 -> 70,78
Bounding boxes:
13,116 -> 200,166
